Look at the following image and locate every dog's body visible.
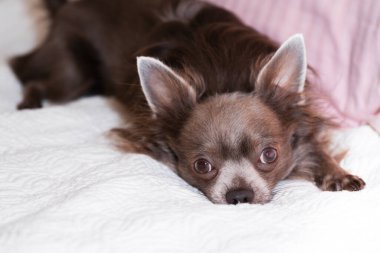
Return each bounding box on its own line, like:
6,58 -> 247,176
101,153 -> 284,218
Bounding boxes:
11,0 -> 365,204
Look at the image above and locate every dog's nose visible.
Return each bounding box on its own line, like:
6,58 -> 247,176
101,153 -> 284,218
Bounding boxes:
226,189 -> 254,204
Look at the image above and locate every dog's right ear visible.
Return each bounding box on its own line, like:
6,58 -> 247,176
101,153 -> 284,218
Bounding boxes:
137,57 -> 196,116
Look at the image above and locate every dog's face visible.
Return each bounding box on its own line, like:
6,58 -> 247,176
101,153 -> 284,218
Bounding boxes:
137,35 -> 307,204
175,93 -> 296,204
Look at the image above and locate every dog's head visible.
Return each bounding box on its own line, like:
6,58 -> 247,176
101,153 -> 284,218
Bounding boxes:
136,35 -> 311,204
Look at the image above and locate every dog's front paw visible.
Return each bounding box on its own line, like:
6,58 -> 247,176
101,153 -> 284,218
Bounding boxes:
17,99 -> 42,110
316,173 -> 366,192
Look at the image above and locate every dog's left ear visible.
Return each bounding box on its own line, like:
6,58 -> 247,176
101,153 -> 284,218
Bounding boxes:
257,34 -> 307,93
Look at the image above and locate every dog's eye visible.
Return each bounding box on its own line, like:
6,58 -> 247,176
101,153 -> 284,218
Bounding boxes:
259,148 -> 277,164
194,159 -> 214,174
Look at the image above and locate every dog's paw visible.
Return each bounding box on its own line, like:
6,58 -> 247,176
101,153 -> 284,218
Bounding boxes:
17,99 -> 42,110
316,173 -> 366,192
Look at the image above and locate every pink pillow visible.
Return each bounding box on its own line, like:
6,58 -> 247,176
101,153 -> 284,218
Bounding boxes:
207,0 -> 380,131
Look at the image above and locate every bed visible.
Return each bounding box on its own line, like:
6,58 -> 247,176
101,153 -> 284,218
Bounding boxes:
1,1 -> 379,252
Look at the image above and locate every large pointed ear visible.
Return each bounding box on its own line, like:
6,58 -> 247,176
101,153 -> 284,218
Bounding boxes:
137,56 -> 196,115
256,34 -> 307,93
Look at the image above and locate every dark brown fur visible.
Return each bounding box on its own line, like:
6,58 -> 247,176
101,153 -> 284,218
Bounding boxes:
10,0 -> 365,204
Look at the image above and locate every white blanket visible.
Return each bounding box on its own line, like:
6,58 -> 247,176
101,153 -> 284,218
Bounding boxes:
1,1 -> 379,252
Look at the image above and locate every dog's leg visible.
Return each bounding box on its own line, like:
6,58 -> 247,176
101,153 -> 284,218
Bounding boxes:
12,35 -> 101,109
314,150 -> 365,191
17,82 -> 45,110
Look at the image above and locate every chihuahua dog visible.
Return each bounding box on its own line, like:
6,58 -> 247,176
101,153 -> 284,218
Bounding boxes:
10,0 -> 365,204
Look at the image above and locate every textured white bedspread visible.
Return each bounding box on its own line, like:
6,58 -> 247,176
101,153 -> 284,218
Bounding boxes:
1,1 -> 380,252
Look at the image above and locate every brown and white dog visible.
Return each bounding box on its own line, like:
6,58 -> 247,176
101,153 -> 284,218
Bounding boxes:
10,0 -> 365,204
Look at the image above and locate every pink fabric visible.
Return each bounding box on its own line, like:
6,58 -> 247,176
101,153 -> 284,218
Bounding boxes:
207,0 -> 380,129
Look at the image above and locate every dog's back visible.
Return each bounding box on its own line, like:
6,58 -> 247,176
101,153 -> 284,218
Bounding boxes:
11,0 -> 167,107
11,0 -> 277,110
